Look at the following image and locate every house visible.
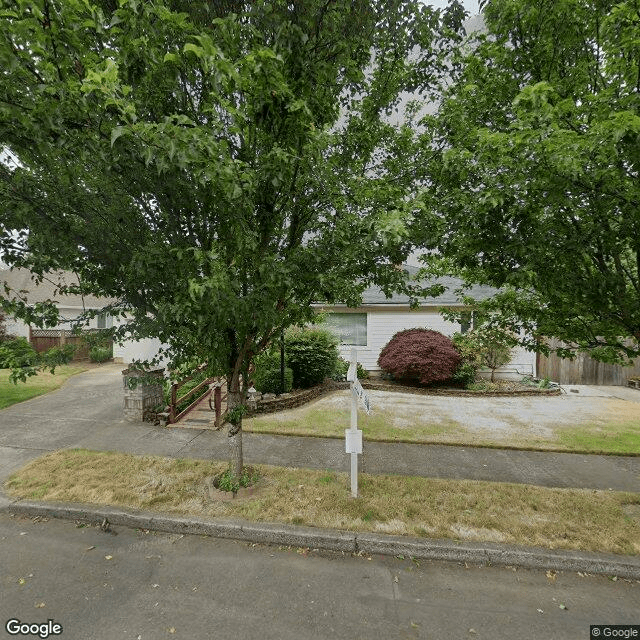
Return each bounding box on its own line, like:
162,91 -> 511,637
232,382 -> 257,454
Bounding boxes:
313,265 -> 537,379
0,267 -> 161,363
2,265 -> 535,377
0,267 -> 116,338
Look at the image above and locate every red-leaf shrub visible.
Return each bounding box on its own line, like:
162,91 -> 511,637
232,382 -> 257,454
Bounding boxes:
377,329 -> 462,385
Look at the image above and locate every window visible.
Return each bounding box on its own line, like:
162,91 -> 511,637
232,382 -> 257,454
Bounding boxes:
324,313 -> 367,346
97,312 -> 112,329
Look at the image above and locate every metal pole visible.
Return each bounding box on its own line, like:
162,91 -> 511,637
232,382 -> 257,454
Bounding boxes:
350,348 -> 358,498
280,329 -> 285,394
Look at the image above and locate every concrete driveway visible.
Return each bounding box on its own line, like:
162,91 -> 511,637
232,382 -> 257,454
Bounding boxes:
0,363 -> 126,479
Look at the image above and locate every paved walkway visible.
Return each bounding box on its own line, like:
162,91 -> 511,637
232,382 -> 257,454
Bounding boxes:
0,364 -> 639,493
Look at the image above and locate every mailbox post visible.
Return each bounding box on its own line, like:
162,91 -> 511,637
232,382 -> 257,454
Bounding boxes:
345,348 -> 370,498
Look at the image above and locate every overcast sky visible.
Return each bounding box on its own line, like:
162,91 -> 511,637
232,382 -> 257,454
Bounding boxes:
424,0 -> 479,15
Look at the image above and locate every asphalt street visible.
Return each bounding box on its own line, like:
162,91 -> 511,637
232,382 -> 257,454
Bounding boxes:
1,512 -> 638,640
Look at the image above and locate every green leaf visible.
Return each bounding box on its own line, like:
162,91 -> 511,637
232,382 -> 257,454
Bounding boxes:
110,126 -> 125,147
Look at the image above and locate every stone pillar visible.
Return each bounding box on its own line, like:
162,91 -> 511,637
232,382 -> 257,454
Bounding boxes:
122,367 -> 165,423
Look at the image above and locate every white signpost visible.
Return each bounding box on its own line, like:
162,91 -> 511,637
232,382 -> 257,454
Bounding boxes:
345,348 -> 371,498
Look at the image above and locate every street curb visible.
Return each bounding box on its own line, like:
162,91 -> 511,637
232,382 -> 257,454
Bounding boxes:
4,498 -> 640,580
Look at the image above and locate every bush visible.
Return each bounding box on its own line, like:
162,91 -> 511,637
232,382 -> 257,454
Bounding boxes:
42,344 -> 76,367
453,327 -> 514,383
284,327 -> 339,389
254,366 -> 293,394
89,346 -> 112,363
451,360 -> 478,386
377,329 -> 461,386
0,337 -> 38,369
331,357 -> 369,381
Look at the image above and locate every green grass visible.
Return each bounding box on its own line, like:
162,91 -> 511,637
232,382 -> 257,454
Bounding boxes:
0,365 -> 90,410
557,423 -> 640,454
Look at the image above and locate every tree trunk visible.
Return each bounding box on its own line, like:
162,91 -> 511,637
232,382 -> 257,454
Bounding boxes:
226,371 -> 244,479
228,430 -> 243,479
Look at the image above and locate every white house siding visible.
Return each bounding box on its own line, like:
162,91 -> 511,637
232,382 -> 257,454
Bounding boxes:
112,336 -> 164,366
326,306 -> 537,379
4,315 -> 29,339
486,343 -> 536,380
4,307 -> 108,341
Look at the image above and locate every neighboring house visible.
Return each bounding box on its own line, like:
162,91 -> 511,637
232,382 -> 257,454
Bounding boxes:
314,266 -> 537,379
0,267 -> 161,364
0,267 -> 116,338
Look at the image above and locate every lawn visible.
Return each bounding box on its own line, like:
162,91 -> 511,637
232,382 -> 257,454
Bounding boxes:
0,365 -> 90,410
5,449 -> 640,556
243,389 -> 640,455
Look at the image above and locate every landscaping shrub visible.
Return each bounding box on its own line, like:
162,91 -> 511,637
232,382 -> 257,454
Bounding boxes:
0,337 -> 38,369
331,356 -> 349,381
89,346 -> 112,363
453,327 -> 514,383
331,357 -> 369,381
253,366 -> 293,394
43,344 -> 76,367
450,360 -> 478,386
377,329 -> 461,386
284,327 -> 339,388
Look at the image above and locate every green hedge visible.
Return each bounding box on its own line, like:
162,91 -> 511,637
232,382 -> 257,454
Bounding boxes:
89,346 -> 112,363
284,327 -> 339,389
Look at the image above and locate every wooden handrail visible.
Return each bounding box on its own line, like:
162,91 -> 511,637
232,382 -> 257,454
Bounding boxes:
168,365 -> 224,423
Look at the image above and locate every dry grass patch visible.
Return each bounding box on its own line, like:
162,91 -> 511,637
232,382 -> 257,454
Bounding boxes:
244,406 -> 457,442
0,365 -> 90,410
244,390 -> 640,454
5,449 -> 640,556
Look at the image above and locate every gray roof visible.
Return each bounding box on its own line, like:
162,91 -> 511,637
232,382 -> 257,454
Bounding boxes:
358,266 -> 498,306
0,268 -> 117,309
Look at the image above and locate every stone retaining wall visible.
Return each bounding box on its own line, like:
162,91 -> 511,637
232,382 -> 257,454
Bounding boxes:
251,380 -> 349,415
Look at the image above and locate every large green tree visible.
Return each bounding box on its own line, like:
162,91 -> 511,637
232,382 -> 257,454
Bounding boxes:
419,0 -> 640,363
0,0 -> 462,476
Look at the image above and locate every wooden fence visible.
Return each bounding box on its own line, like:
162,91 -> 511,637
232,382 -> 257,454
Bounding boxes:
536,340 -> 640,386
29,328 -> 112,362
